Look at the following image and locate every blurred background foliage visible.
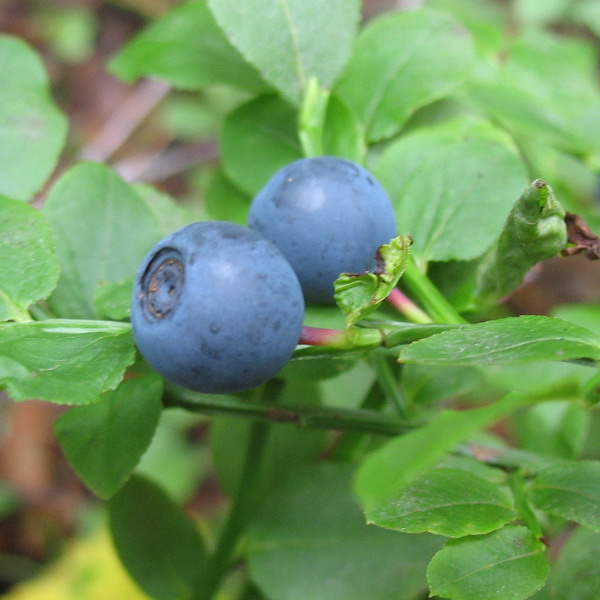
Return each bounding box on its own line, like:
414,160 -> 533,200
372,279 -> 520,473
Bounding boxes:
2,0 -> 600,598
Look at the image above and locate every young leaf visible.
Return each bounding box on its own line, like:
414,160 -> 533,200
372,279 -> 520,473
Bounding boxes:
220,96 -> 302,196
368,468 -> 515,538
247,462 -> 441,600
322,95 -> 366,164
43,162 -> 161,319
476,180 -> 567,308
208,0 -> 360,105
427,526 -> 549,600
109,475 -> 206,600
109,0 -> 267,92
335,8 -> 475,142
0,35 -> 67,201
0,319 -> 135,404
508,471 -> 544,540
334,235 -> 412,327
529,461 -> 600,532
355,391 -> 535,513
0,195 -> 59,321
375,118 -> 528,264
399,315 -> 600,366
545,526 -> 600,600
55,371 -> 163,499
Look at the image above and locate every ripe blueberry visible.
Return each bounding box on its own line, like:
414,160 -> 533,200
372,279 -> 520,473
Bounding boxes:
131,221 -> 305,394
247,156 -> 397,304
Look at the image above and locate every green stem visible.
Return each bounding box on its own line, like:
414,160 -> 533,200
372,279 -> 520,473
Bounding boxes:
402,260 -> 467,324
192,382 -> 281,600
508,471 -> 544,539
369,352 -> 409,418
28,303 -> 54,320
331,381 -> 386,460
164,384 -> 415,437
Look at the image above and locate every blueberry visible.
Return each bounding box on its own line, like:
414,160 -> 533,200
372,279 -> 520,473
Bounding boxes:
131,221 -> 305,394
247,156 -> 397,304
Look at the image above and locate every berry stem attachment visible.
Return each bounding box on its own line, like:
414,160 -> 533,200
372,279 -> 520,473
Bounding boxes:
299,325 -> 383,349
299,326 -> 347,346
386,288 -> 433,324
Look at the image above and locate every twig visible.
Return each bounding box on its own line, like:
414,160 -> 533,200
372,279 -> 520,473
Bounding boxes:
79,78 -> 170,162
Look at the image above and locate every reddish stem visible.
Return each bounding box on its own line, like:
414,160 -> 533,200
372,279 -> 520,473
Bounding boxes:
299,326 -> 346,346
386,288 -> 433,324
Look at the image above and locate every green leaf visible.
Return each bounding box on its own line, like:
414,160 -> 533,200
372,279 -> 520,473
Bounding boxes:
355,391 -> 541,512
530,461 -> 600,532
335,8 -> 475,142
552,303 -> 600,337
514,0 -> 571,27
54,371 -> 163,499
468,83 -> 582,155
208,0 -> 360,105
514,400 -> 589,459
43,162 -> 161,319
322,95 -> 365,164
427,526 -> 549,600
247,462 -> 441,600
134,183 -> 198,237
204,169 -> 251,225
427,0 -> 507,55
368,468 -> 515,538
334,235 -> 412,327
469,32 -> 600,154
375,118 -> 528,263
211,379 -> 326,498
109,0 -> 266,92
93,279 -> 133,321
0,35 -> 67,201
401,364 -> 482,406
0,195 -> 59,321
0,319 -> 135,404
399,316 -> 600,366
220,95 -> 302,196
137,410 -> 206,502
109,474 -> 206,600
476,180 -> 567,307
571,0 -> 600,38
504,33 -> 600,130
546,526 -> 600,600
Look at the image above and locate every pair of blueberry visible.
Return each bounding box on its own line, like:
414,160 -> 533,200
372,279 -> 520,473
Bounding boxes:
131,157 -> 397,394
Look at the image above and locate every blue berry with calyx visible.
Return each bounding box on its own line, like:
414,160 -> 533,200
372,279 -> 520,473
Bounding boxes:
247,156 -> 397,304
131,221 -> 304,394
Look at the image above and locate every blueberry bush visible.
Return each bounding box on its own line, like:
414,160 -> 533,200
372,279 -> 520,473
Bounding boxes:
3,1 -> 600,599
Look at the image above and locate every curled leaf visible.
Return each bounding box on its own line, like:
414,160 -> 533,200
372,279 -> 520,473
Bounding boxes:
334,235 -> 411,327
